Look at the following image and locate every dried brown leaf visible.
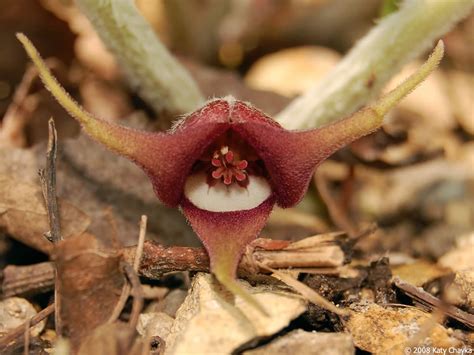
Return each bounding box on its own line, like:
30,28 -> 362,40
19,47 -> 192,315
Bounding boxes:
54,233 -> 126,350
0,174 -> 90,254
0,133 -> 196,247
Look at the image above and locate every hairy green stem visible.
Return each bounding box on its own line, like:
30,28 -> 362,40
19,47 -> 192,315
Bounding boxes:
276,0 -> 474,130
76,0 -> 204,115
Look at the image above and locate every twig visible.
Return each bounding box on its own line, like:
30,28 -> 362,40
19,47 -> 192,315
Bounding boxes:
38,118 -> 61,243
123,263 -> 144,329
393,277 -> 474,329
134,215 -> 147,272
107,283 -> 131,324
0,304 -> 54,352
133,233 -> 351,279
1,262 -> 55,298
23,318 -> 30,355
108,215 -> 147,324
38,118 -> 62,335
261,264 -> 348,316
2,234 -> 352,297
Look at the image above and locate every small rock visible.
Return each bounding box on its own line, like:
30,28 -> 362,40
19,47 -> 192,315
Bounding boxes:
245,46 -> 340,97
439,232 -> 474,271
345,303 -> 462,354
0,297 -> 46,337
444,269 -> 474,308
151,289 -> 188,318
244,329 -> 354,355
137,312 -> 174,340
164,273 -> 306,354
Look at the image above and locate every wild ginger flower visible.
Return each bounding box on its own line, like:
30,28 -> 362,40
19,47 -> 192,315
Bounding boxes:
17,33 -> 443,313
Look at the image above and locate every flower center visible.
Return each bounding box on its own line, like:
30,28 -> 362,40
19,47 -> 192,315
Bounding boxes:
211,146 -> 249,186
184,130 -> 272,212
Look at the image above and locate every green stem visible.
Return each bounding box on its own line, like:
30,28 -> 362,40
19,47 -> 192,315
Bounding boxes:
276,0 -> 474,129
76,0 -> 205,115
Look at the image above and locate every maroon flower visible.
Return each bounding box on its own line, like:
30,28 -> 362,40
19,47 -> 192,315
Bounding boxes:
18,34 -> 443,313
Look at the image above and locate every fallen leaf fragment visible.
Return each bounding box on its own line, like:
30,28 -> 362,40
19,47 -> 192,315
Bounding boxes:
0,174 -> 90,254
0,297 -> 46,337
164,273 -> 306,355
345,303 -> 462,354
243,329 -> 354,355
54,233 -> 126,350
0,135 -> 195,247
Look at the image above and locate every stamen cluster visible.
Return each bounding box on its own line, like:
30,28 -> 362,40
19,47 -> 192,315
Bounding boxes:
211,146 -> 249,186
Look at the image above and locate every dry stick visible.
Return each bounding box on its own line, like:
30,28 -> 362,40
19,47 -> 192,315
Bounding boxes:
393,277 -> 474,329
108,282 -> 132,324
134,215 -> 147,272
3,234 -> 352,298
1,262 -> 55,298
260,264 -> 348,316
133,216 -> 150,354
135,233 -> 352,279
127,216 -> 146,328
23,318 -> 30,355
0,304 -> 55,352
38,118 -> 62,336
108,215 -> 147,324
38,118 -> 61,244
123,263 -> 144,329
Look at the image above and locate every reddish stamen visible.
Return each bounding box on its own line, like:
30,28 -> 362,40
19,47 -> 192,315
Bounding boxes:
210,146 -> 249,186
236,160 -> 248,170
211,158 -> 222,167
225,151 -> 234,163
